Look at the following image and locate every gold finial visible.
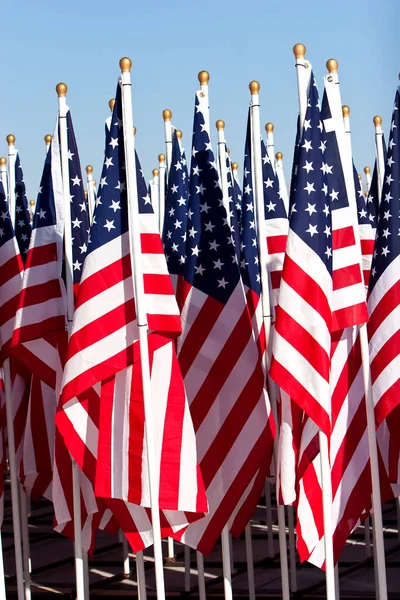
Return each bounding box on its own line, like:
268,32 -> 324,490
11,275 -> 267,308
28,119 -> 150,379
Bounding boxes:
56,82 -> 68,97
158,153 -> 165,163
358,174 -> 361,181
232,162 -> 238,171
86,165 -> 93,174
227,148 -> 230,156
364,166 -> 371,174
275,152 -> 283,160
326,59 -> 338,73
249,80 -> 260,94
109,98 -> 115,112
176,130 -> 183,140
163,109 -> 172,122
133,125 -> 137,136
153,168 -> 159,177
6,134 -> 15,145
84,190 -> 88,198
342,105 -> 350,117
265,122 -> 274,133
29,199 -> 35,207
373,115 -> 382,126
44,134 -> 52,144
198,70 -> 210,85
0,157 -> 6,166
293,43 -> 306,59
216,119 -> 225,131
119,57 -> 132,72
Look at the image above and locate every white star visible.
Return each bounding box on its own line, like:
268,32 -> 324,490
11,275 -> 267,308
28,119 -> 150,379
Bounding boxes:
303,119 -> 311,131
178,255 -> 186,265
388,139 -> 396,150
266,201 -> 276,212
319,141 -> 327,153
200,202 -> 210,213
305,203 -> 317,216
196,184 -> 206,195
323,204 -> 330,217
324,225 -> 331,237
209,240 -> 220,251
71,176 -> 81,186
321,184 -> 328,196
371,267 -> 376,277
188,226 -> 197,238
15,205 -> 22,213
304,182 -> 315,195
38,209 -> 46,219
213,258 -> 224,270
73,260 -> 82,271
217,277 -> 228,289
116,180 -> 126,191
383,210 -> 392,220
205,221 -> 215,232
320,162 -> 333,175
329,189 -> 339,201
175,161 -> 182,171
382,228 -> 391,239
72,217 -> 82,228
109,137 -> 118,149
100,177 -> 108,188
103,219 -> 116,232
325,247 -> 332,258
187,208 -> 193,219
302,139 -> 312,152
168,207 -> 175,217
191,245 -> 200,256
306,224 -> 318,237
174,219 -> 182,229
79,243 -> 87,254
79,202 -> 87,212
21,233 -> 28,241
195,264 -> 206,275
386,174 -> 394,185
177,196 -> 186,206
17,219 -> 25,228
67,150 -> 74,160
143,194 -> 151,205
171,243 -> 179,252
264,178 -> 274,188
303,160 -> 314,173
171,184 -> 178,194
246,202 -> 254,212
244,184 -> 252,195
0,228 -> 4,237
381,246 -> 390,257
387,156 -> 394,167
110,200 -> 121,212
359,209 -> 367,219
104,156 -> 114,169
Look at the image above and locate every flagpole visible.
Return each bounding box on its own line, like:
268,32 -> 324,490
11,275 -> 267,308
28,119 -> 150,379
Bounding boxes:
245,523 -> 256,600
56,82 -> 88,600
0,158 -> 8,199
119,57 -> 167,600
4,359 -> 25,600
7,134 -> 17,228
163,109 -> 173,178
265,123 -> 275,170
216,120 -> 231,219
325,60 -> 388,600
85,165 -> 95,221
44,134 -> 52,153
158,153 -> 166,234
196,552 -> 206,600
150,168 -> 160,230
29,199 -> 35,223
249,80 -> 290,600
364,166 -> 372,193
293,44 -> 311,136
275,152 -> 290,216
373,115 -> 385,202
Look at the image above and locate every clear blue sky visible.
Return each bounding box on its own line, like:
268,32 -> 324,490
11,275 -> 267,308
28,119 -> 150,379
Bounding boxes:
2,0 -> 398,198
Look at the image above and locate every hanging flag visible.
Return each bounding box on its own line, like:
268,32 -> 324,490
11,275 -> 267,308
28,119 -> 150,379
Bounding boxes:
172,90 -> 274,554
353,165 -> 375,288
14,153 -> 31,261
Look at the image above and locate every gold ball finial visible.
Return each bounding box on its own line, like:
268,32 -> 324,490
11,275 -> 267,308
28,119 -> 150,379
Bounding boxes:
249,80 -> 260,94
153,168 -> 159,177
86,165 -> 93,175
364,166 -> 371,174
119,57 -> 132,73
265,122 -> 274,133
133,125 -> 137,136
198,71 -> 210,85
29,199 -> 35,207
163,109 -> 172,122
342,105 -> 350,117
276,152 -> 283,161
44,134 -> 52,144
0,157 -> 6,166
227,148 -> 231,156
232,162 -> 238,171
326,59 -> 338,73
6,134 -> 15,145
293,43 -> 306,59
84,190 -> 88,199
216,119 -> 225,131
358,174 -> 361,181
109,98 -> 115,112
158,153 -> 165,163
56,82 -> 68,97
373,115 -> 382,126
176,130 -> 183,140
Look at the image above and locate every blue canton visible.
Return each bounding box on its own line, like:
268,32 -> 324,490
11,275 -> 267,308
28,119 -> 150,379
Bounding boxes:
353,164 -> 371,227
14,153 -> 31,260
369,89 -> 400,291
225,152 -> 241,259
0,179 -> 17,249
366,136 -> 387,230
32,147 -> 57,230
261,138 -> 287,220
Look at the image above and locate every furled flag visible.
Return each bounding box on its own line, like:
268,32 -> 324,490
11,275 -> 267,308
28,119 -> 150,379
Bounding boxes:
56,83 -> 207,542
368,86 -> 400,427
353,166 -> 375,288
366,135 -> 387,226
270,75 -> 333,435
172,90 -> 274,554
163,130 -> 190,307
225,151 -> 241,257
14,153 -> 31,261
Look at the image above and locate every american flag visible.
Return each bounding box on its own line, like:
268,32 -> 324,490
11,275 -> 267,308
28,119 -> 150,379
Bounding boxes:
172,91 -> 274,554
14,153 -> 31,261
270,75 -> 333,435
57,83 -> 207,535
225,151 -> 241,257
368,87 -> 400,427
353,165 -> 375,288
366,135 -> 387,226
163,130 -> 189,308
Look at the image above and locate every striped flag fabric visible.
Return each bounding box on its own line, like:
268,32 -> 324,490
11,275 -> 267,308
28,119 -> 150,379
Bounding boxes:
14,153 -> 31,261
56,82 -> 207,529
353,165 -> 375,288
172,90 -> 274,554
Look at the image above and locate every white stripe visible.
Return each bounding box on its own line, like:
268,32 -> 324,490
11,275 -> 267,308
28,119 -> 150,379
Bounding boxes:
368,254 -> 400,314
112,367 -> 131,500
62,399 -> 99,458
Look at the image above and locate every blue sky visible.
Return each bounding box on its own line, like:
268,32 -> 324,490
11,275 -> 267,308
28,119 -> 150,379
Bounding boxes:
1,0 -> 397,197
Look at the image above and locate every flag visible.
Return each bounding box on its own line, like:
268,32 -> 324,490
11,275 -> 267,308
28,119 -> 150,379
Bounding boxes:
368,87 -> 400,427
172,90 -> 274,554
225,151 -> 241,258
56,82 -> 207,533
14,153 -> 31,261
353,165 -> 375,288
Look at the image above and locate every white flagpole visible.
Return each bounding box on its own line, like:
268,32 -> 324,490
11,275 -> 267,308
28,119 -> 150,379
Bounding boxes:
56,82 -> 88,600
287,505 -> 297,592
7,134 -> 17,228
293,44 -> 311,136
265,123 -> 275,171
184,546 -> 191,590
150,169 -> 160,230
275,152 -> 290,216
364,166 -> 372,193
231,161 -> 240,185
0,158 -> 8,199
196,552 -> 206,600
373,115 -> 385,203
325,60 -> 387,600
20,486 -> 31,600
249,80 -> 290,600
163,109 -> 173,178
216,120 -> 231,220
45,133 -> 52,153
176,129 -> 183,152
264,481 -> 274,557
85,165 -> 95,222
245,523 -> 256,600
4,359 -> 25,600
119,57 -> 167,600
158,153 -> 166,234
136,551 -> 147,600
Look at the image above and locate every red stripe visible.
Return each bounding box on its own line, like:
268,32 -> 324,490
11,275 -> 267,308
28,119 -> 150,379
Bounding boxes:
95,377 -> 115,499
0,255 -> 22,289
12,316 -> 66,351
370,328 -> 400,384
25,242 -> 58,269
374,378 -> 400,427
127,361 -> 145,505
361,239 -> 375,254
267,234 -> 287,255
143,273 -> 176,295
16,278 -> 64,313
0,293 -> 23,329
330,332 -> 361,427
332,226 -> 355,250
270,270 -> 282,291
332,302 -> 368,331
368,279 -> 400,340
77,254 -> 131,308
140,233 -> 164,254
332,264 -> 363,290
